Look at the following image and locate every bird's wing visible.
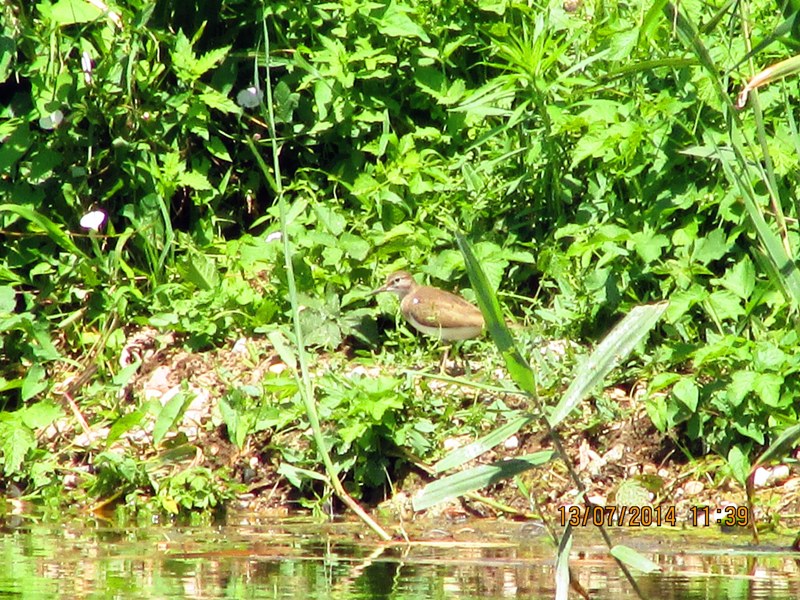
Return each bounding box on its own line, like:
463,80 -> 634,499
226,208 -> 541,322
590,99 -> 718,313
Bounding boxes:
405,290 -> 485,329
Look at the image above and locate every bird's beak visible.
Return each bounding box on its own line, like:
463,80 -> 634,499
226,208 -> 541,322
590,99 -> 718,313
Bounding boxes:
369,284 -> 388,296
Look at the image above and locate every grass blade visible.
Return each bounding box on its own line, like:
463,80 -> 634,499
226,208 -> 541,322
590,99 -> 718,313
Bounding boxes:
433,415 -> 535,473
456,232 -> 536,395
549,302 -> 668,427
413,451 -> 555,511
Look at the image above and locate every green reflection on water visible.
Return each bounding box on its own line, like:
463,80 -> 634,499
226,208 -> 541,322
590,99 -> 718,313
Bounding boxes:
1,515 -> 799,599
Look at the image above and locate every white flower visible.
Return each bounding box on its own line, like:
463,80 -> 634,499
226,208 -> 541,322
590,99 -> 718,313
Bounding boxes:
81,51 -> 93,85
80,209 -> 107,231
39,110 -> 63,130
236,86 -> 263,108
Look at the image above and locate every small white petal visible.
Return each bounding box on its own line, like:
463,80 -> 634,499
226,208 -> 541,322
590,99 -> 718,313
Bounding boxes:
80,209 -> 107,231
81,51 -> 93,73
266,231 -> 282,242
81,51 -> 93,84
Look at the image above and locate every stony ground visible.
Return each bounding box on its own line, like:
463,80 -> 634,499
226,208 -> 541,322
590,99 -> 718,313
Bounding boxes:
51,327 -> 800,537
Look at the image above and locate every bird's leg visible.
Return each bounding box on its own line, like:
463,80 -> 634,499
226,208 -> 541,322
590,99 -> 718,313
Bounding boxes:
438,344 -> 451,374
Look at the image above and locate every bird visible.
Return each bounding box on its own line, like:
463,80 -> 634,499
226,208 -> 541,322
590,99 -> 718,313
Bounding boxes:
371,271 -> 485,342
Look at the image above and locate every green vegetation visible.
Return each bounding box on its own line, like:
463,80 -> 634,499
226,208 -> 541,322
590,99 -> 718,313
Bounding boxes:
2,0 -> 800,550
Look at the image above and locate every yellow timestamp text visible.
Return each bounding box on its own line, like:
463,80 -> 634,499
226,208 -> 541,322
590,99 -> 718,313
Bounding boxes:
558,504 -> 677,527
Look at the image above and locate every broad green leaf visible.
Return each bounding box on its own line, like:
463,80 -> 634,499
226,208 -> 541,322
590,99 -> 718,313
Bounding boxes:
194,46 -> 231,77
645,394 -> 669,432
218,395 -> 253,449
112,362 -> 142,388
206,136 -> 231,161
46,0 -> 105,25
706,289 -> 745,321
631,230 -> 668,263
692,229 -> 729,265
177,170 -> 213,191
21,364 -> 47,401
727,371 -> 756,407
753,342 -> 786,372
106,409 -> 148,448
153,392 -> 192,444
199,89 -> 241,114
727,445 -> 750,485
672,377 -> 698,412
21,401 -> 64,429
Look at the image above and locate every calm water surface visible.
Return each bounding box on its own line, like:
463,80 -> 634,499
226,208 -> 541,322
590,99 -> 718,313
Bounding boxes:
1,514 -> 799,599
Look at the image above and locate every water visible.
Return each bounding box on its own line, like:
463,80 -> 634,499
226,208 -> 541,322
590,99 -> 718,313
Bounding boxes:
1,514 -> 799,599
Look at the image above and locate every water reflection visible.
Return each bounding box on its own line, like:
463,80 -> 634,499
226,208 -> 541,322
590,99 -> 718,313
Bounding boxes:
0,515 -> 799,599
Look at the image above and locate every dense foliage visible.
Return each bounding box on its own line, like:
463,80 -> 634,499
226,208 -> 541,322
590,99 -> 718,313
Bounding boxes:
1,0 -> 800,514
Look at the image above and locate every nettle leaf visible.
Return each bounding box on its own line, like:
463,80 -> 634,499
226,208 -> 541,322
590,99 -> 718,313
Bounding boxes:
182,252 -> 219,290
177,170 -> 213,191
753,373 -> 784,407
716,256 -> 756,300
692,229 -> 729,264
472,242 -> 509,292
21,401 -> 64,429
372,1 -> 430,42
631,229 -> 669,263
665,284 -> 707,321
0,416 -> 35,476
706,289 -> 745,321
340,233 -> 370,261
199,89 -> 241,114
314,205 -> 346,235
160,151 -> 184,182
172,31 -> 230,83
339,422 -> 367,447
425,250 -> 464,281
753,341 -> 787,372
172,31 -> 198,82
194,46 -> 231,77
367,395 -> 403,422
727,370 -> 756,407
